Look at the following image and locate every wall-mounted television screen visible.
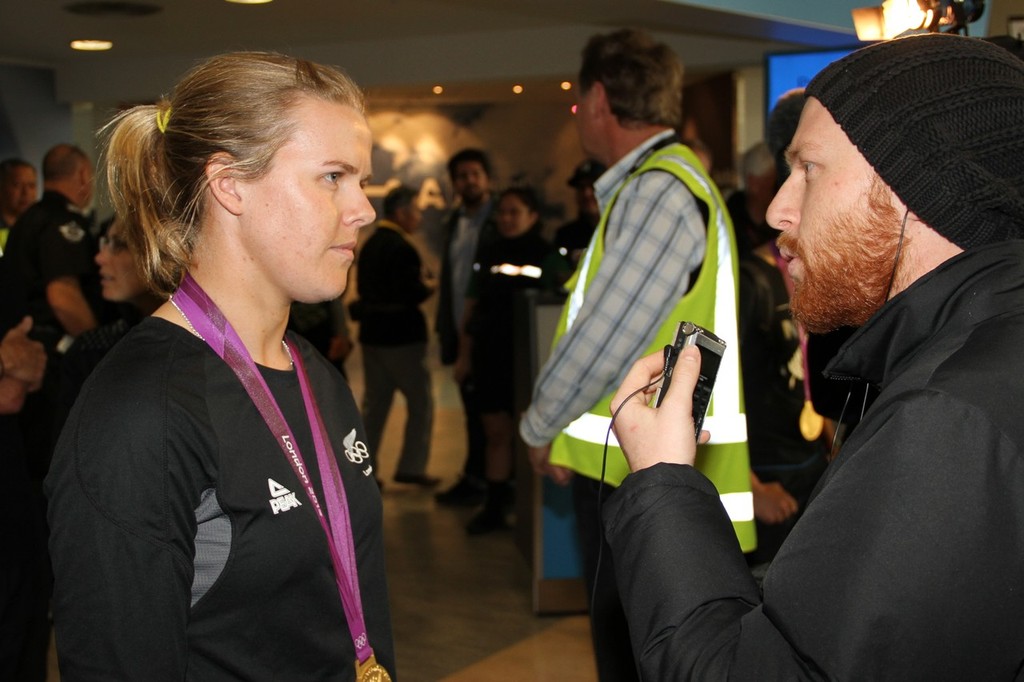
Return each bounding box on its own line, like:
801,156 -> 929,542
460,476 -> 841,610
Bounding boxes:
765,47 -> 861,121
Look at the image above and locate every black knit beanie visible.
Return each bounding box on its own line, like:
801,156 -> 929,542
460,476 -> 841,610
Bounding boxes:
806,33 -> 1024,250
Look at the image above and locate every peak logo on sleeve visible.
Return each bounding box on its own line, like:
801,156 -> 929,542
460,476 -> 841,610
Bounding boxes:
267,478 -> 302,515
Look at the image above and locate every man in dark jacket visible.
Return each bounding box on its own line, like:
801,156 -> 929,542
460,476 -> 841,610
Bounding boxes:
353,185 -> 438,486
603,35 -> 1024,680
434,149 -> 498,504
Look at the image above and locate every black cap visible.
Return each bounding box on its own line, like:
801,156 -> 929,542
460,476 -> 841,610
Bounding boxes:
567,159 -> 607,188
807,33 -> 1024,250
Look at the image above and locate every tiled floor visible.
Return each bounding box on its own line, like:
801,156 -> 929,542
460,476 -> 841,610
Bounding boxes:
360,342 -> 597,681
48,339 -> 598,681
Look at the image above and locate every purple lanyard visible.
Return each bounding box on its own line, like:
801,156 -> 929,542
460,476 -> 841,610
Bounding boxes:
172,273 -> 375,667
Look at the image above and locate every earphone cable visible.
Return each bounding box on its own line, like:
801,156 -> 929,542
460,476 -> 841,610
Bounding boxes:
591,369 -> 666,612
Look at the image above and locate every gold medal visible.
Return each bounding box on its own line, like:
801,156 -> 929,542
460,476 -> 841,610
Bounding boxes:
799,399 -> 824,441
356,653 -> 392,682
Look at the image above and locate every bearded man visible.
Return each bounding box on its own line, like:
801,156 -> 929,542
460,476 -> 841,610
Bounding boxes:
600,34 -> 1024,679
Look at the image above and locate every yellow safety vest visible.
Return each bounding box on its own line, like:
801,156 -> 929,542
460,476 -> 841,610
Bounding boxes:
549,143 -> 756,551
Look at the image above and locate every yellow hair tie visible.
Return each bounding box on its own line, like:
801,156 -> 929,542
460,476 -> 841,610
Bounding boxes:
156,107 -> 172,134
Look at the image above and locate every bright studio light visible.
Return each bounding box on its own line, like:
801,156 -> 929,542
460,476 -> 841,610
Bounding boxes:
852,0 -> 985,41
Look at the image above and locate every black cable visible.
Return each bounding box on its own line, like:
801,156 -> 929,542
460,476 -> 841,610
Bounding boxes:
831,389 -> 853,458
883,208 -> 911,303
591,358 -> 668,613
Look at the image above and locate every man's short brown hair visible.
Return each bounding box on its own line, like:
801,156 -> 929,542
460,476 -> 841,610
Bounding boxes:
578,29 -> 684,129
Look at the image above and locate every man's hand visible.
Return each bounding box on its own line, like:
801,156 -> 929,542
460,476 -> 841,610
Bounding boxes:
527,443 -> 573,486
609,347 -> 702,473
752,475 -> 799,524
1,316 -> 46,390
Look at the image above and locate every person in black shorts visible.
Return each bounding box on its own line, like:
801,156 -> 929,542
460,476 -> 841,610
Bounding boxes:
455,186 -> 569,533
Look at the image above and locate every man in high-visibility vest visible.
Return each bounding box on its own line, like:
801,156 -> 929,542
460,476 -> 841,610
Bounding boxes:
518,28 -> 754,682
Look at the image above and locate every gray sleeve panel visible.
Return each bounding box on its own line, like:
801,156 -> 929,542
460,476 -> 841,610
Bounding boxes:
191,487 -> 231,607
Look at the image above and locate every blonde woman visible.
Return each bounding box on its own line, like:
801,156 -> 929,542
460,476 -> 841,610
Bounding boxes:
46,53 -> 394,681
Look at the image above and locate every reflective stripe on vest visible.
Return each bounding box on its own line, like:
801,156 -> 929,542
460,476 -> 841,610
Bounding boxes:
565,228 -> 597,331
562,411 -> 748,448
698,163 -> 743,440
721,491 -> 755,523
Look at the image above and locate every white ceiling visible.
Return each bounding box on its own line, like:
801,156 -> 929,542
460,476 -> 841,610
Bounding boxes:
0,0 -> 858,103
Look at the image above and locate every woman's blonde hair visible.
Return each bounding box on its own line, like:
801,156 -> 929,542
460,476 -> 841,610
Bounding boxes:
104,52 -> 365,296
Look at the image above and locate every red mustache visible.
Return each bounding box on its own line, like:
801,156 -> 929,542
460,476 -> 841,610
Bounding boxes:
776,232 -> 800,261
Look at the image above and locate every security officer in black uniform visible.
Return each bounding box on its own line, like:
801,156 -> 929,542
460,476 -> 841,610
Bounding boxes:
5,144 -> 101,353
0,143 -> 101,682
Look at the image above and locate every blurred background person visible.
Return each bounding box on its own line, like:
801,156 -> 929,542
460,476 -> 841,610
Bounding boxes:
0,145 -> 98,682
7,144 -> 100,347
435,148 -> 498,506
554,159 -> 605,268
456,186 -> 570,534
57,217 -> 164,424
352,184 -> 438,487
3,144 -> 101,481
0,158 -> 38,251
728,141 -> 777,257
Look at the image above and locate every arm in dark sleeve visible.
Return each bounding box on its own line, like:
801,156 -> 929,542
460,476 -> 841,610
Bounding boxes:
360,234 -> 431,307
605,392 -> 1024,680
604,464 -> 818,680
394,242 -> 432,306
38,222 -> 95,282
45,376 -> 198,680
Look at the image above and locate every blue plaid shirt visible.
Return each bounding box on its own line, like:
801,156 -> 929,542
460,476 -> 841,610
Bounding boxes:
520,130 -> 707,446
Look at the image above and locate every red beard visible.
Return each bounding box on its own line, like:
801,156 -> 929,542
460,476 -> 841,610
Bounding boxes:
777,177 -> 905,334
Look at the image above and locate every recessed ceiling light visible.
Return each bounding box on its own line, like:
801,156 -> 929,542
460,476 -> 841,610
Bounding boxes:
225,0 -> 273,4
70,39 -> 114,51
432,85 -> 444,95
512,84 -> 524,94
561,81 -> 572,91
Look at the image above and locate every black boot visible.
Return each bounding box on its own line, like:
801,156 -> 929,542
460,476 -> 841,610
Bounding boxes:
466,481 -> 511,535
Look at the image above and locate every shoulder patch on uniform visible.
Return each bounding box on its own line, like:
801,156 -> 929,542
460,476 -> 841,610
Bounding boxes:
58,222 -> 86,244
